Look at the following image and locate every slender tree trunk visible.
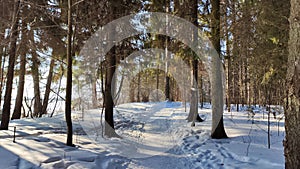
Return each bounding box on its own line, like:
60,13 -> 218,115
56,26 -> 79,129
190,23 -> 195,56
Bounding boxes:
137,61 -> 141,102
0,45 -> 7,107
225,4 -> 231,112
11,51 -> 26,120
0,34 -> 7,108
104,49 -> 117,137
92,79 -> 98,108
51,65 -> 64,117
30,29 -> 42,117
187,0 -> 204,123
129,81 -> 135,102
231,2 -> 239,112
165,6 -> 170,100
240,60 -> 244,107
245,58 -> 249,106
156,67 -> 159,100
200,74 -> 204,109
284,0 -> 300,167
165,72 -> 170,100
65,0 -> 73,146
210,0 -> 227,139
0,0 -> 19,130
41,58 -> 55,115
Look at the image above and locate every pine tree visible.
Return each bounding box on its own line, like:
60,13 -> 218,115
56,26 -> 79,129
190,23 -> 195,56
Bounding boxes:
284,0 -> 300,167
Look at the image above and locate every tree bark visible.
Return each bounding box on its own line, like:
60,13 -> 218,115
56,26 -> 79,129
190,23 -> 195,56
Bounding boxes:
0,0 -> 20,130
165,3 -> 170,101
210,0 -> 227,139
104,49 -> 117,137
187,0 -> 204,123
29,29 -> 42,117
224,1 -> 231,112
137,61 -> 141,102
65,0 -> 73,146
284,0 -> 300,167
0,33 -> 7,108
41,58 -> 55,115
11,51 -> 26,120
188,60 -> 204,122
92,78 -> 98,108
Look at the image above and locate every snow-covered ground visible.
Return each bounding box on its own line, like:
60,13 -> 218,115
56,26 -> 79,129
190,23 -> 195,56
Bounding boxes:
0,102 -> 285,169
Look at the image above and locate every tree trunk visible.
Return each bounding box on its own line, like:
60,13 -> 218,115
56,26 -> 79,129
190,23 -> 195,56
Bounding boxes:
137,62 -> 141,102
11,51 -> 26,120
187,0 -> 204,123
225,3 -> 231,112
165,72 -> 170,100
284,0 -> 300,167
0,0 -> 19,130
129,81 -> 135,102
41,58 -> 55,115
200,74 -> 204,109
210,0 -> 227,139
188,59 -> 204,122
104,49 -> 117,137
30,29 -> 42,117
92,79 -> 98,108
65,0 -> 73,146
0,34 -> 7,108
165,5 -> 170,101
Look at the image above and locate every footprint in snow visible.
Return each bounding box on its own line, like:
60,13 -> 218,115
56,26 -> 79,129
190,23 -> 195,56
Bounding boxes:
195,150 -> 223,169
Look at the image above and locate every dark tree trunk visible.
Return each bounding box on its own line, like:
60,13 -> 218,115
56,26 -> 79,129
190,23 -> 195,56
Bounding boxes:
11,51 -> 26,120
41,58 -> 55,115
137,65 -> 141,102
165,74 -> 170,100
156,67 -> 159,100
104,50 -> 117,137
65,0 -> 73,146
1,0 -> 20,130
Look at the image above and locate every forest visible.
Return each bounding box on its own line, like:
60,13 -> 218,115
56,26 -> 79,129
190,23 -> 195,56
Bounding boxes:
0,0 -> 299,168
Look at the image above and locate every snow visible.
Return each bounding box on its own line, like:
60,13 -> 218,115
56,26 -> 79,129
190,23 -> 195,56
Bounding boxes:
0,102 -> 285,169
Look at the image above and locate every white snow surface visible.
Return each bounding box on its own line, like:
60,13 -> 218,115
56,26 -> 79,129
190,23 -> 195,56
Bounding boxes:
0,102 -> 285,169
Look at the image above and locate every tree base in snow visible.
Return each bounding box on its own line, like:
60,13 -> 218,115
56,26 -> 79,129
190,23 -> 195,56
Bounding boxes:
104,125 -> 122,139
187,114 -> 204,122
211,117 -> 228,139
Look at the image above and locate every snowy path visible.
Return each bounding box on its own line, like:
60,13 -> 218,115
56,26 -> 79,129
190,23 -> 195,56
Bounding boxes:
115,102 -> 191,168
